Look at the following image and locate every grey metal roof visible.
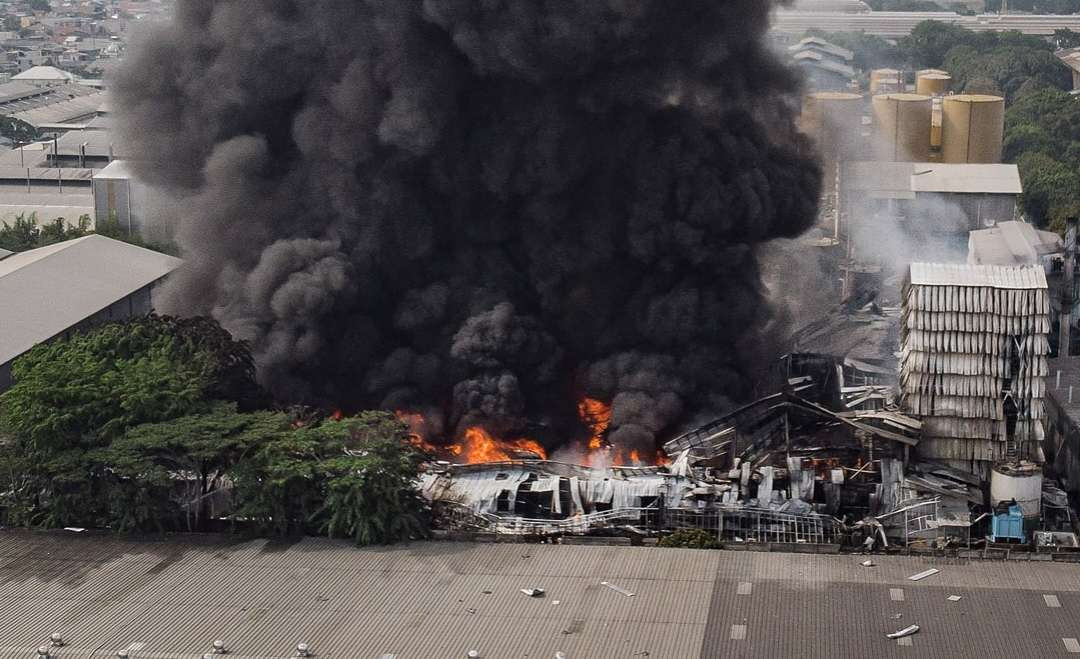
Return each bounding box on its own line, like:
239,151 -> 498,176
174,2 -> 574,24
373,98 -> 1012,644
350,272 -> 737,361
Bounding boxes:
93,159 -> 135,180
909,164 -> 1022,195
968,221 -> 1063,267
1057,47 -> 1080,74
844,162 -> 1022,196
0,235 -> 181,368
9,91 -> 106,128
2,531 -> 1080,658
909,262 -> 1048,289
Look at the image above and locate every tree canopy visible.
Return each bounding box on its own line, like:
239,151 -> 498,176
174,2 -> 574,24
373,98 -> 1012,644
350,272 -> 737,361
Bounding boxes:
1003,88 -> 1080,229
0,315 -> 264,455
0,213 -> 90,252
0,316 -> 428,545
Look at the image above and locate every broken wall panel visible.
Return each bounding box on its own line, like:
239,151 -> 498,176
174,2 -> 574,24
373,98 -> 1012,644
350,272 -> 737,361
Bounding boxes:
900,263 -> 1050,471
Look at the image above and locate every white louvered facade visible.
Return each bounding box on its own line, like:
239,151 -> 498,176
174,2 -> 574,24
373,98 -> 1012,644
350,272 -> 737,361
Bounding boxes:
900,263 -> 1050,472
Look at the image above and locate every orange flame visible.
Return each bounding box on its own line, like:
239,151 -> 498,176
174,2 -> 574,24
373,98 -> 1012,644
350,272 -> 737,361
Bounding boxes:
330,409 -> 344,421
578,397 -> 611,450
457,426 -> 547,462
395,410 -> 440,453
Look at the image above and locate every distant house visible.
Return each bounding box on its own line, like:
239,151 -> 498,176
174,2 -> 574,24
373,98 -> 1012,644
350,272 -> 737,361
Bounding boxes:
789,37 -> 856,91
12,65 -> 75,86
968,220 -> 1062,268
0,235 -> 181,391
1056,47 -> 1080,93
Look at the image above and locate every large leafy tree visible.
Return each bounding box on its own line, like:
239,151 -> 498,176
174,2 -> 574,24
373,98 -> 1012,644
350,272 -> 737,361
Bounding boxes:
0,315 -> 265,528
0,315 -> 265,455
106,403 -> 289,531
232,411 -> 430,545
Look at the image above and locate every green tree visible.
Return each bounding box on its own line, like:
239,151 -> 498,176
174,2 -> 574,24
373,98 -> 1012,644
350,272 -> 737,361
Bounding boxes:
0,315 -> 263,456
0,213 -> 92,252
106,403 -> 289,531
901,21 -> 979,68
1015,151 -> 1080,230
232,411 -> 430,544
1053,29 -> 1080,49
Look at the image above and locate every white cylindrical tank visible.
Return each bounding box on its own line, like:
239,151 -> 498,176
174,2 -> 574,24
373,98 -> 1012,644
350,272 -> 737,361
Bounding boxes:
990,462 -> 1043,518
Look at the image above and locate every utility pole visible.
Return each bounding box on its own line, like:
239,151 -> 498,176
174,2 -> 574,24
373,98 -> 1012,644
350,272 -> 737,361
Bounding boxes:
1060,217 -> 1077,358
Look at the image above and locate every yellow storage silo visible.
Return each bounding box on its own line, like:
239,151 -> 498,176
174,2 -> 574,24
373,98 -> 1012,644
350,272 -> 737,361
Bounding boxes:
941,94 -> 1004,164
802,92 -> 863,169
930,97 -> 943,149
870,68 -> 900,94
872,93 -> 932,162
916,72 -> 951,96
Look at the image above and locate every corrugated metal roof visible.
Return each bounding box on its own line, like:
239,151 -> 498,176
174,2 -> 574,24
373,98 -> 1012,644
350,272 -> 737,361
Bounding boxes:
910,163 -> 1022,195
0,532 -> 720,659
968,221 -> 1063,266
3,531 -> 1080,658
844,162 -> 1022,195
0,235 -> 181,368
9,92 -> 106,128
908,262 -> 1047,289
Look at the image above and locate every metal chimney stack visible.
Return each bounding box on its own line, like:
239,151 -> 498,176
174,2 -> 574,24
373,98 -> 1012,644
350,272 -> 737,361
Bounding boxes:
1060,217 -> 1078,359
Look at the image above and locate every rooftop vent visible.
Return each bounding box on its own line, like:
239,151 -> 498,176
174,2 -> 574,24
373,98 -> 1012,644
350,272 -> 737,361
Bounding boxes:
212,640 -> 226,654
36,648 -> 50,659
116,651 -> 129,658
49,634 -> 63,647
296,643 -> 311,657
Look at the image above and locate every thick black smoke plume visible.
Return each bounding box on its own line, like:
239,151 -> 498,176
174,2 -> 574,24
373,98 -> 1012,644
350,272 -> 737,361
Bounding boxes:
114,0 -> 821,454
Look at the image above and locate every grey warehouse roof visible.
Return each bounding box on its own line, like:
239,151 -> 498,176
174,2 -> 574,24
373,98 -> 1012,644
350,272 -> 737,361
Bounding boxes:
968,221 -> 1063,266
3,530 -> 1080,658
909,262 -> 1048,289
844,162 -> 1022,196
0,235 -> 181,367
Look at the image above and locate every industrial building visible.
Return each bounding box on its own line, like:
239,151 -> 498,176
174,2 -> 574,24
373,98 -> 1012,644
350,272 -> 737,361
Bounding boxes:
1057,47 -> 1080,93
788,37 -> 856,92
968,221 -> 1062,268
900,262 -> 1050,475
0,235 -> 181,392
842,161 -> 1021,232
772,11 -> 1080,38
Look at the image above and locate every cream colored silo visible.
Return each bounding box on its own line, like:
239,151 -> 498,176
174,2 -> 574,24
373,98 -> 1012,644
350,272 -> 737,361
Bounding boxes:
916,72 -> 951,96
941,94 -> 1004,164
872,93 -> 932,162
870,68 -> 900,94
802,92 -> 863,170
930,97 -> 943,149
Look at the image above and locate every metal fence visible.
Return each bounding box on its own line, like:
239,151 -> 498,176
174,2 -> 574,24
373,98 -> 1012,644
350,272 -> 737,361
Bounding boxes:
435,501 -> 839,544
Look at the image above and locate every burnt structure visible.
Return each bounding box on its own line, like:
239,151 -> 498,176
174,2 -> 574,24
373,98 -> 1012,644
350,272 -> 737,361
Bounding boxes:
901,263 -> 1050,477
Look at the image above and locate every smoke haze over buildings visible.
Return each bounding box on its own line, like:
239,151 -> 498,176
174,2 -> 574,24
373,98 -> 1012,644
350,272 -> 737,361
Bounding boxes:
113,0 -> 821,452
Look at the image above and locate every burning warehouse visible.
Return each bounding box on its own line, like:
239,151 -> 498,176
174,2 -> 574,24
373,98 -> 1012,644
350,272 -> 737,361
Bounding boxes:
421,259 -> 1069,550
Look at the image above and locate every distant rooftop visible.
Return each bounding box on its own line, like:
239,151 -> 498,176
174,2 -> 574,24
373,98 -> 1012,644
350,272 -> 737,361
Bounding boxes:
12,65 -> 74,82
968,221 -> 1062,267
0,235 -> 181,367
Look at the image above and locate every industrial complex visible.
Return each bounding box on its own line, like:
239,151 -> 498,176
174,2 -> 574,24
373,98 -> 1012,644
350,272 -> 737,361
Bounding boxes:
7,1 -> 1080,658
